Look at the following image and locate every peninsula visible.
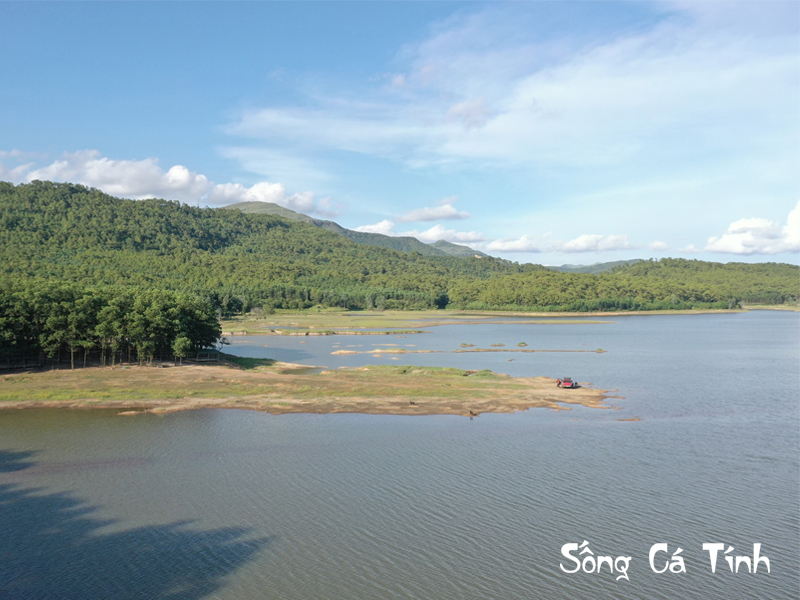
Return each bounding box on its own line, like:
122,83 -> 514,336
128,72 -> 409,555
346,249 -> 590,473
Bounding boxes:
0,360 -> 613,417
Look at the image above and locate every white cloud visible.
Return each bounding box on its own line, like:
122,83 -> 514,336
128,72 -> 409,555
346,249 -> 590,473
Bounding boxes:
390,74 -> 407,88
0,149 -> 42,159
226,3 -> 798,176
705,201 -> 800,255
0,150 -> 337,217
557,234 -> 633,253
402,224 -> 485,243
208,181 -> 286,205
486,234 -> 542,253
355,219 -> 396,235
398,196 -> 469,222
214,4 -> 798,254
0,160 -> 36,182
354,221 -> 641,252
22,150 -> 210,202
446,98 -> 491,131
486,232 -> 633,253
316,197 -> 337,217
218,146 -> 332,187
354,219 -> 484,243
353,214 -> 793,258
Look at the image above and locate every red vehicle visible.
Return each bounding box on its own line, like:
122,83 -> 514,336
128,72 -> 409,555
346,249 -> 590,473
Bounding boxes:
557,377 -> 579,389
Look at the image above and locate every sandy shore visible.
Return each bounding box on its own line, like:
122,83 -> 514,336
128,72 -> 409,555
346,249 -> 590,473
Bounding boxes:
0,363 -> 614,417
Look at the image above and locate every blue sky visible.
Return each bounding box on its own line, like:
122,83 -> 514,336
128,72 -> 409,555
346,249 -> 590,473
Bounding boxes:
1,1 -> 798,265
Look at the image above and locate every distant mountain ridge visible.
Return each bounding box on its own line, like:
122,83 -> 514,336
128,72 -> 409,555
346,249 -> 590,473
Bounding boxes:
550,259 -> 643,274
225,201 -> 488,258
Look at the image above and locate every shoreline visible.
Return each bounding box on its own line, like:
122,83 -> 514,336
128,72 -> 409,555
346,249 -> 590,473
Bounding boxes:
218,307 -> 770,337
0,362 -> 615,417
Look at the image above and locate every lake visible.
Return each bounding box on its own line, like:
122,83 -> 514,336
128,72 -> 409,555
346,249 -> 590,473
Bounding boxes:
1,311 -> 797,599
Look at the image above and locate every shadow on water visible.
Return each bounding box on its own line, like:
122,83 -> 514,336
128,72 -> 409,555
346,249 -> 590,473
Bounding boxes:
0,450 -> 271,600
0,450 -> 33,473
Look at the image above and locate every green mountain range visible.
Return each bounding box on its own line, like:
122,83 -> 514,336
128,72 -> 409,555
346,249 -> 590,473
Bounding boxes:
226,201 -> 487,258
1,181 -> 797,319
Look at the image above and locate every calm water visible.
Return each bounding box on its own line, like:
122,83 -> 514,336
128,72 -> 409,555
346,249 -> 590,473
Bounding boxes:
1,311 -> 797,599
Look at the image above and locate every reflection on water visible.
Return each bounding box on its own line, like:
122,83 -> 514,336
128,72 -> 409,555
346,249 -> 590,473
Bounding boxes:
1,311 -> 797,599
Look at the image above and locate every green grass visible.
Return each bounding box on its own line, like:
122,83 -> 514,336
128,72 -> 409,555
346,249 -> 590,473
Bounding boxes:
219,353 -> 276,369
469,369 -> 498,378
220,309 -> 616,335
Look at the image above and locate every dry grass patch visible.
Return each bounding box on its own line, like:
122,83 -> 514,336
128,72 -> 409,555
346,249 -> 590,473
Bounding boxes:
0,362 -> 613,417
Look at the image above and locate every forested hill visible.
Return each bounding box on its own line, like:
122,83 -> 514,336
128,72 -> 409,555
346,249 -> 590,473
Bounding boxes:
1,181 -> 798,316
611,258 -> 800,306
0,181 -> 540,314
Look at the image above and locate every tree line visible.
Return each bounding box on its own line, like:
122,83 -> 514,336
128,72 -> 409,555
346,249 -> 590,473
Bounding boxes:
0,283 -> 220,368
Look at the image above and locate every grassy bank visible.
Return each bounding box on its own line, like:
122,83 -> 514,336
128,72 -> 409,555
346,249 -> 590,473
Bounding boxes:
740,304 -> 800,312
218,307 -> 763,337
219,309 -> 619,336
